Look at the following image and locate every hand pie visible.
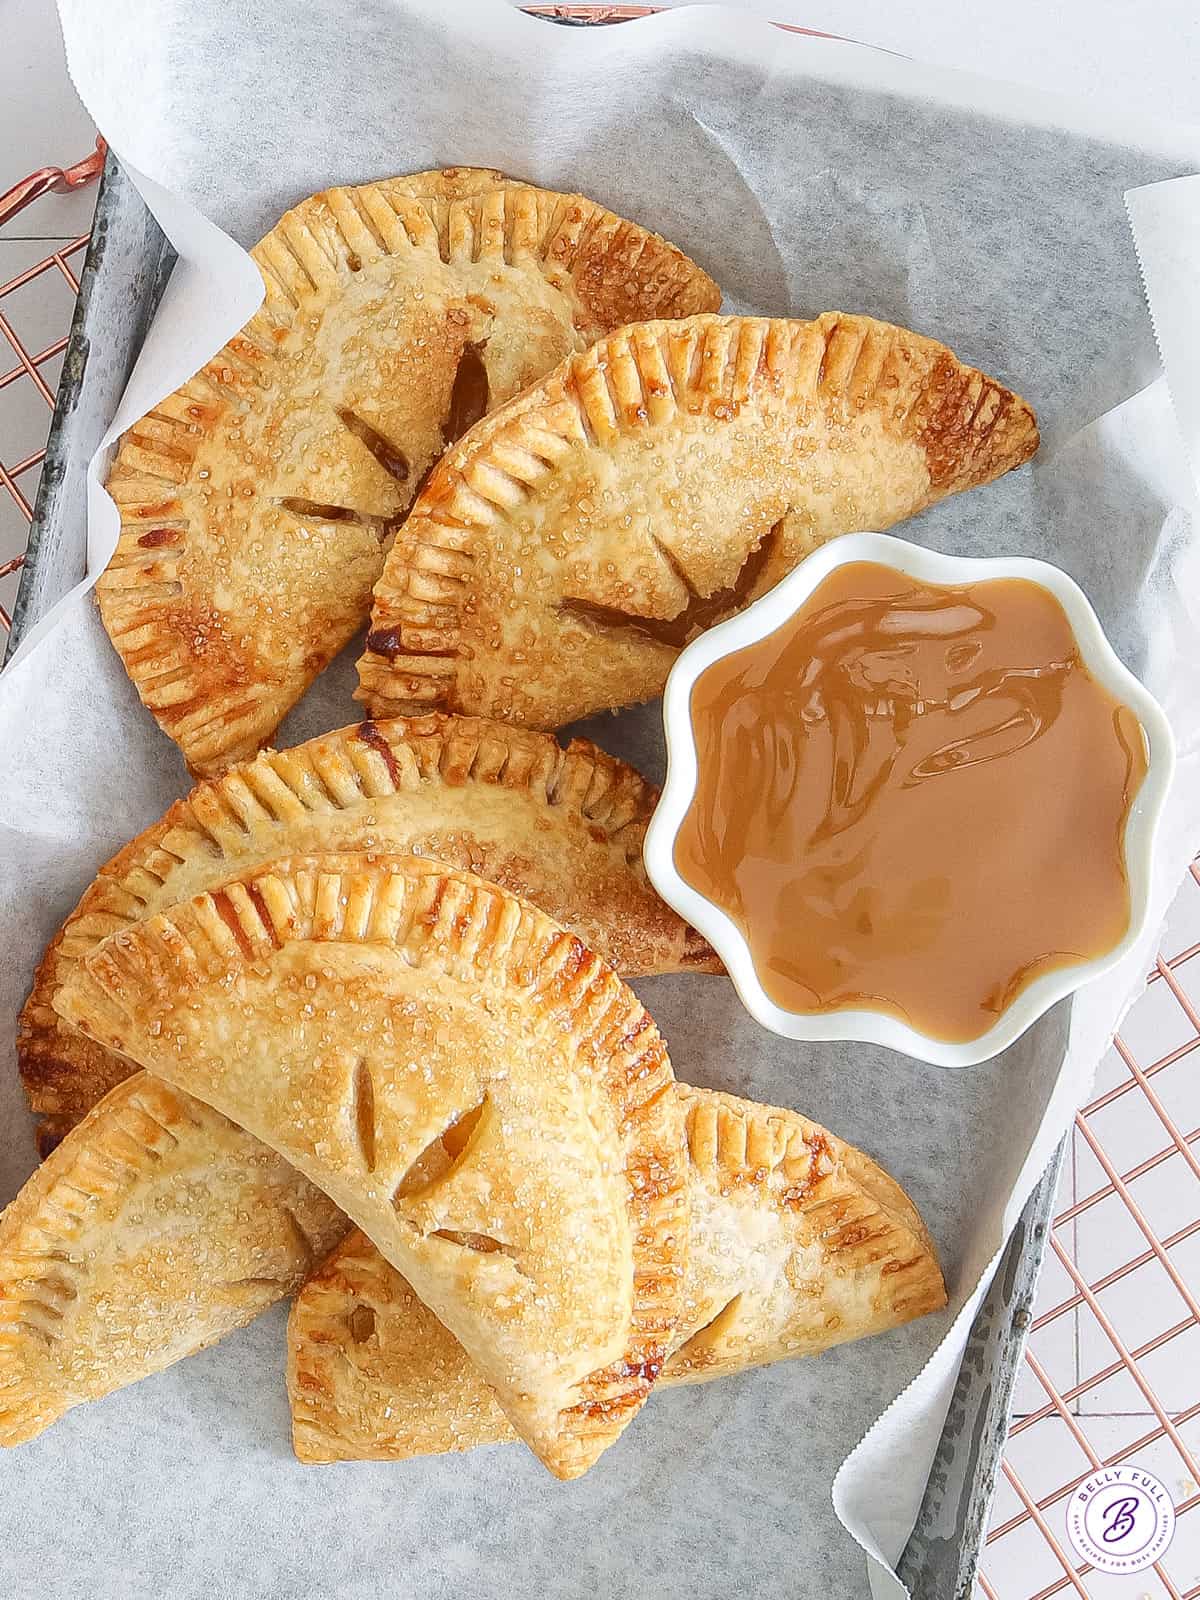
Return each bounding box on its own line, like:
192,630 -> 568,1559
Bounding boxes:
0,1074 -> 345,1447
358,312 -> 1039,728
97,169 -> 720,775
20,712 -> 717,1152
54,855 -> 689,1479
287,1084 -> 947,1464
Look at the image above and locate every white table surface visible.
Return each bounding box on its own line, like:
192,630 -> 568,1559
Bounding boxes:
2,4 -> 1198,1597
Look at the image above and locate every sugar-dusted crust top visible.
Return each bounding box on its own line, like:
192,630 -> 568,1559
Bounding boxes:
0,1073 -> 345,1448
286,1082 -> 947,1464
359,312 -> 1037,728
98,169 -> 720,775
54,853 -> 690,1479
20,712 -> 717,1151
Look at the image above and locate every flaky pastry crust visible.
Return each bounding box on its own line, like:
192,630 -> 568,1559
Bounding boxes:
287,1084 -> 947,1463
98,169 -> 720,775
53,854 -> 688,1479
20,712 -> 717,1150
358,312 -> 1038,728
0,1074 -> 344,1447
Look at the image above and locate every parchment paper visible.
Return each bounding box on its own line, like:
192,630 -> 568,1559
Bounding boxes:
3,3 -> 1200,1596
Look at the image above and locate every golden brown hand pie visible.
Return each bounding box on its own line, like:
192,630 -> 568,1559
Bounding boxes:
54,855 -> 688,1479
287,1084 -> 947,1464
357,312 -> 1039,728
98,169 -> 720,775
20,713 -> 717,1152
0,1074 -> 344,1447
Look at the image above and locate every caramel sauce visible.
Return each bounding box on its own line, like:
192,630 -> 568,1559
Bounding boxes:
355,719 -> 403,788
562,529 -> 779,649
443,341 -> 490,444
335,407 -> 410,483
674,561 -> 1148,1043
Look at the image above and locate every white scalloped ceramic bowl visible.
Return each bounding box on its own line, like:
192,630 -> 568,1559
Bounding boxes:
644,531 -> 1175,1068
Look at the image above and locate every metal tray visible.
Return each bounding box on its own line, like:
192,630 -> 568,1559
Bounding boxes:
10,148 -> 1065,1599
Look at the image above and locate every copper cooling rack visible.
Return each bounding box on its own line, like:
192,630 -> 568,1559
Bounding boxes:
2,119 -> 1198,1600
978,876 -> 1200,1600
0,138 -> 103,631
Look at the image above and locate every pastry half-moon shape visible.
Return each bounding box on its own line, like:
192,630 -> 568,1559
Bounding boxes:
20,713 -> 718,1152
0,1074 -> 345,1447
98,169 -> 720,775
358,312 -> 1039,728
54,855 -> 688,1479
287,1084 -> 947,1463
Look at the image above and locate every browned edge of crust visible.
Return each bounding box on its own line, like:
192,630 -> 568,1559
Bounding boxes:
96,173 -> 720,775
679,1083 -> 948,1327
0,1077 -> 208,1445
286,1082 -> 947,1463
53,854 -> 689,1479
19,712 -> 721,1149
356,311 -> 1038,720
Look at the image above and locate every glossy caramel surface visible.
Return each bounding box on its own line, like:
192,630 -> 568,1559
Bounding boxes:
675,561 -> 1148,1042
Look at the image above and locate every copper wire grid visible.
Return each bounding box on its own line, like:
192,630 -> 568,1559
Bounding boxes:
0,140 -> 103,633
2,39 -> 1198,1596
977,863 -> 1200,1600
521,4 -> 831,34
